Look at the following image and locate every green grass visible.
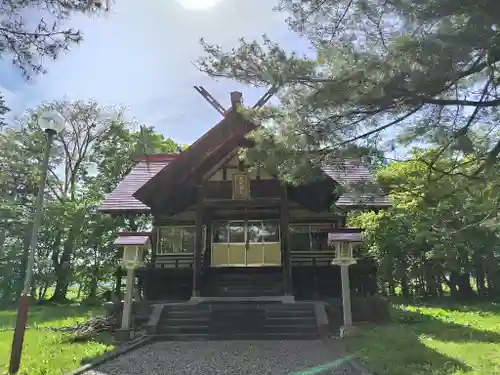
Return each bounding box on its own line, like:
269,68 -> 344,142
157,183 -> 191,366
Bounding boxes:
0,304 -> 115,375
346,301 -> 500,375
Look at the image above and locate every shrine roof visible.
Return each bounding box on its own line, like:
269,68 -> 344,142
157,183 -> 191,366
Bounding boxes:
98,155 -> 177,214
99,157 -> 390,213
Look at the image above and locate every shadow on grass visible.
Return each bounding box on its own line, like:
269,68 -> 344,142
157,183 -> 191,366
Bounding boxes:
392,307 -> 500,343
346,305 -> 500,375
391,296 -> 500,315
0,303 -> 103,329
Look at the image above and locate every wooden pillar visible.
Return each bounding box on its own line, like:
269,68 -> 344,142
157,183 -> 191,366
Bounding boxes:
150,225 -> 158,266
280,186 -> 293,295
340,216 -> 347,228
205,220 -> 212,267
193,185 -> 204,297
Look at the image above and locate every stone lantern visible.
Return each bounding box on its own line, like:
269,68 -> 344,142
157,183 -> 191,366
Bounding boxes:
328,229 -> 364,337
113,233 -> 151,341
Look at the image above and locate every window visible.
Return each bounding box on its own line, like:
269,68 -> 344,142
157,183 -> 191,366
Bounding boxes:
158,227 -> 182,254
181,226 -> 196,253
213,222 -> 229,243
289,225 -> 311,252
310,225 -> 328,251
157,226 -> 205,254
229,222 -> 245,243
247,221 -> 262,243
211,220 -> 280,244
289,224 -> 333,252
262,221 -> 279,243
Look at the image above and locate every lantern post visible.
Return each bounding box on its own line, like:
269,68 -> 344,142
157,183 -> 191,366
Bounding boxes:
329,229 -> 363,338
113,234 -> 150,341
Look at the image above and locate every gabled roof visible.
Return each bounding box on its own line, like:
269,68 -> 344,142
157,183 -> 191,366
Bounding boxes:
99,157 -> 389,214
99,108 -> 390,214
323,160 -> 391,208
133,110 -> 259,212
99,155 -> 177,214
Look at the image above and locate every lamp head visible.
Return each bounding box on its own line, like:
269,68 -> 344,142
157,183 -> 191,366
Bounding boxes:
38,111 -> 66,135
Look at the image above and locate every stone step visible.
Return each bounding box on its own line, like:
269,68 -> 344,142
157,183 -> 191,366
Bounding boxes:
264,317 -> 317,325
204,288 -> 282,293
152,332 -> 320,341
152,301 -> 320,341
207,278 -> 283,284
165,311 -> 212,319
204,285 -> 283,290
264,308 -> 315,316
163,317 -> 211,325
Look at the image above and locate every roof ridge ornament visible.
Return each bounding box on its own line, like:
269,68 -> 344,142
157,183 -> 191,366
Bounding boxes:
193,85 -> 280,117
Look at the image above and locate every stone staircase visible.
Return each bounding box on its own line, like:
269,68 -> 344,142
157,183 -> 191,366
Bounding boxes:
150,301 -> 320,340
202,267 -> 285,297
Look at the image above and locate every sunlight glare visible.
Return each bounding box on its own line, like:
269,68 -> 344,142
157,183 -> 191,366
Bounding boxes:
176,0 -> 223,10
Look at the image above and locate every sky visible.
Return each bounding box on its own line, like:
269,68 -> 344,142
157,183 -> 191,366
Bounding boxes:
0,0 -> 312,145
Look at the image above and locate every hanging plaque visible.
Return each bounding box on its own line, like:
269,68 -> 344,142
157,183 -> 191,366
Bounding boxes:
232,172 -> 250,200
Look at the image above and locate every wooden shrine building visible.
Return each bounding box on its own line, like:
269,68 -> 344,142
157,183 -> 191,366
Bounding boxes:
99,92 -> 390,303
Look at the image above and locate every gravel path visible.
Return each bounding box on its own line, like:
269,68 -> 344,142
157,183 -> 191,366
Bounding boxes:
83,340 -> 359,375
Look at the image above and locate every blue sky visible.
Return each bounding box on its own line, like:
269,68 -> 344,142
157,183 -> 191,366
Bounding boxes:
1,0 -> 312,145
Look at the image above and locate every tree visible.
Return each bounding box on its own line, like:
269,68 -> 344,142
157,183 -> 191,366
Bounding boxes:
350,149 -> 500,299
0,99 -> 181,304
1,0 -> 107,79
198,0 -> 500,181
0,94 -> 9,128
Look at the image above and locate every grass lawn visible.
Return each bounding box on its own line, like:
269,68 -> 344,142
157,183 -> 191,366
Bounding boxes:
346,300 -> 500,375
0,304 -> 115,375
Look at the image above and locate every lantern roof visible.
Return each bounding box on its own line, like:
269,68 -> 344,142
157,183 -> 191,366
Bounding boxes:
327,228 -> 364,243
113,232 -> 151,246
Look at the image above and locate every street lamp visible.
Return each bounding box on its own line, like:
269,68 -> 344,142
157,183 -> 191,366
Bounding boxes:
9,110 -> 66,374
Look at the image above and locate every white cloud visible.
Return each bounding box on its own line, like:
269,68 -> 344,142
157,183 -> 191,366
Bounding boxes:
3,0 -> 300,144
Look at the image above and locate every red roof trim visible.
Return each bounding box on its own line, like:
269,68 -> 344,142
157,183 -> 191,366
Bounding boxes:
134,154 -> 179,162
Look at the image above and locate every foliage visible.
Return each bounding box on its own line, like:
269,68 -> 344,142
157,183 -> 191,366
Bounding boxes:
198,0 -> 500,182
0,94 -> 8,128
0,304 -> 113,375
0,99 -> 179,304
345,301 -> 500,375
0,0 -> 107,79
349,149 -> 500,299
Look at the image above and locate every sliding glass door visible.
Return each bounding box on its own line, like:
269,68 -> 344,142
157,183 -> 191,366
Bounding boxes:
211,220 -> 281,267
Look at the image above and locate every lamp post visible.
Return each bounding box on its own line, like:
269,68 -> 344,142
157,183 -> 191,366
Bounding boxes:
329,229 -> 363,338
9,111 -> 66,374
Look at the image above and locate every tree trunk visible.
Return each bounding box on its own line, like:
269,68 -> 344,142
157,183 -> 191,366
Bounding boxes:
87,277 -> 98,301
456,272 -> 476,300
51,261 -> 71,302
51,207 -> 87,302
401,274 -> 410,298
41,285 -> 48,300
476,269 -> 486,297
114,268 -> 122,298
37,284 -> 47,301
445,273 -> 459,298
76,283 -> 82,300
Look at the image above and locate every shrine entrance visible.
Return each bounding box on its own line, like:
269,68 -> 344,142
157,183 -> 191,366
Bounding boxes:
211,220 -> 281,267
